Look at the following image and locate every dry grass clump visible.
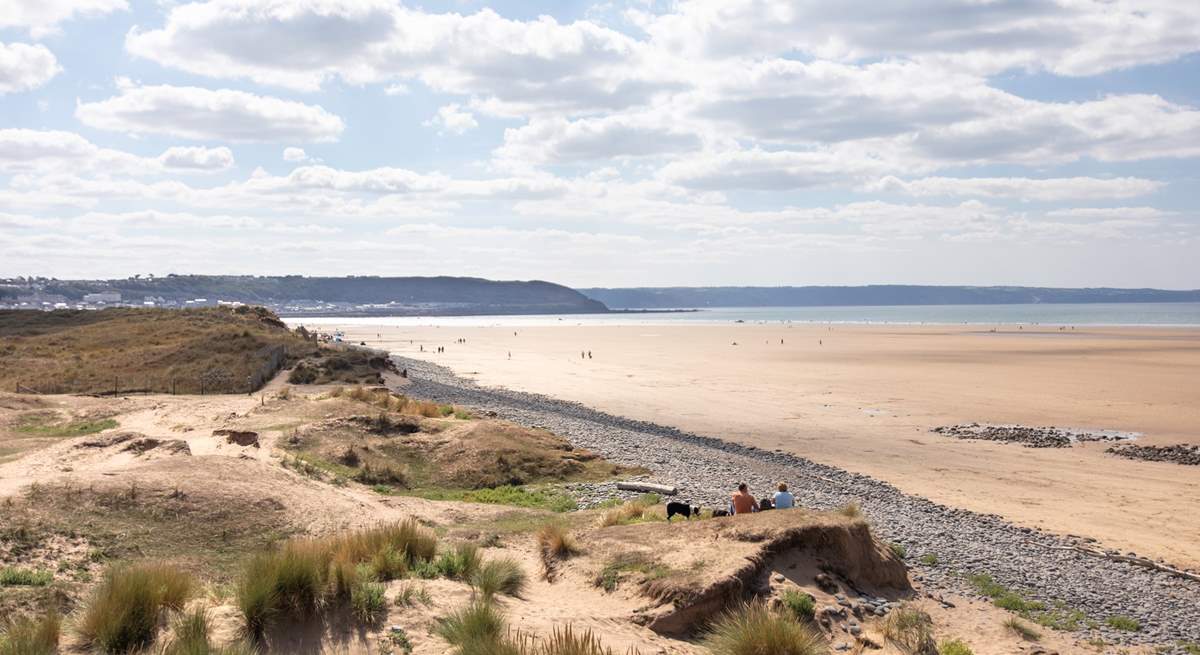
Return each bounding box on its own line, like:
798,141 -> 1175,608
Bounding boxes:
882,604 -> 937,655
78,563 -> 193,654
702,602 -> 827,655
437,603 -> 634,655
1003,617 -> 1041,641
161,608 -> 256,655
837,501 -> 863,519
537,522 -> 580,560
0,611 -> 60,655
600,494 -> 663,527
337,386 -> 457,418
236,520 -> 437,639
471,558 -> 527,599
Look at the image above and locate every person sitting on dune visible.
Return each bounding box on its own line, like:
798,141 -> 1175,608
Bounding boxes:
773,482 -> 795,509
731,483 -> 757,515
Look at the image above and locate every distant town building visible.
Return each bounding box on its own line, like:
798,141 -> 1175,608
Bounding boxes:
83,291 -> 122,303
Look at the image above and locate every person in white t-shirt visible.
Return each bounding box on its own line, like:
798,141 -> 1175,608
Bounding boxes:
773,482 -> 795,509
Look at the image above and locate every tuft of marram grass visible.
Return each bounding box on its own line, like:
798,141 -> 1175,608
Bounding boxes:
1003,617 -> 1041,641
780,589 -> 816,621
882,603 -> 937,655
350,581 -> 387,624
837,501 -> 863,519
0,611 -> 60,655
937,638 -> 974,655
0,567 -> 53,587
471,558 -> 527,599
78,563 -> 194,654
160,607 -> 258,655
536,522 -> 579,559
702,602 -> 827,655
436,542 -> 483,580
437,600 -> 507,651
236,519 -> 438,638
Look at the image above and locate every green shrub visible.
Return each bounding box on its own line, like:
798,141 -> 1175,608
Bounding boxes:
703,602 -> 826,655
0,611 -> 60,655
889,542 -> 908,559
919,553 -> 939,566
1105,615 -> 1140,632
882,604 -> 936,655
938,638 -> 973,655
780,589 -> 816,621
78,563 -> 193,654
0,568 -> 53,587
350,581 -> 387,624
471,558 -> 527,599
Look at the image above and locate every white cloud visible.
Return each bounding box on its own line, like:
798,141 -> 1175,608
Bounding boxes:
282,147 -> 309,162
0,129 -> 233,175
872,176 -> 1165,201
496,114 -> 702,165
0,42 -> 61,93
657,147 -> 899,190
157,146 -> 235,171
424,104 -> 478,135
1,0 -> 127,37
125,2 -> 664,114
75,83 -> 345,143
635,0 -> 1200,76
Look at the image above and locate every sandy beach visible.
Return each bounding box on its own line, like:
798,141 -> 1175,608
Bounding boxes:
313,321 -> 1200,569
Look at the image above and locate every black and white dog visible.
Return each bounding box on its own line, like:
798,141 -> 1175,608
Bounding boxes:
666,501 -> 700,521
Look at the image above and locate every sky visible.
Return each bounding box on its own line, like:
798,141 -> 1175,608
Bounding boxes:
1,0 -> 1198,289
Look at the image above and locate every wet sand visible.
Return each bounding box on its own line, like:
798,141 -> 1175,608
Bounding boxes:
313,322 -> 1200,568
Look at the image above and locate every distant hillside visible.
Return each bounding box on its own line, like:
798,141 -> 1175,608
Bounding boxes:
578,285 -> 1200,309
2,276 -> 609,316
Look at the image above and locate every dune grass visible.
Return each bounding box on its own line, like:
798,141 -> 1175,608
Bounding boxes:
435,542 -> 483,580
471,558 -> 527,599
600,494 -> 664,527
1105,615 -> 1140,632
0,567 -> 53,587
1003,617 -> 1041,641
937,639 -> 974,655
350,581 -> 387,623
702,602 -> 827,655
0,611 -> 60,655
780,589 -> 816,621
536,522 -> 579,560
161,608 -> 257,655
236,520 -> 437,638
77,563 -> 193,654
882,604 -> 936,655
436,601 -> 508,653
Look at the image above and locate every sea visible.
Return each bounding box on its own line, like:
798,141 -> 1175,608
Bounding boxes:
289,302 -> 1200,327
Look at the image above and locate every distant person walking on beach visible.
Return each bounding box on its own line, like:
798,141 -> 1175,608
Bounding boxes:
773,483 -> 795,509
731,483 -> 757,515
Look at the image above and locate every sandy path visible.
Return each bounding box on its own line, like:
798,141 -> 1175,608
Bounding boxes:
317,322 -> 1200,569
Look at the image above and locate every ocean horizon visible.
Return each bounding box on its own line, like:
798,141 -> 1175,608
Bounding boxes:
287,301 -> 1200,328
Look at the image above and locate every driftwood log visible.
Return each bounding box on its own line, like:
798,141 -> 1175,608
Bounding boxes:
1029,542 -> 1200,583
616,482 -> 678,496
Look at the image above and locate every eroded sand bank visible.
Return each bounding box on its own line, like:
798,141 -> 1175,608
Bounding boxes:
312,322 -> 1200,568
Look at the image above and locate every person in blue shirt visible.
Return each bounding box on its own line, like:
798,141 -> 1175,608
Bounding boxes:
773,482 -> 795,509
